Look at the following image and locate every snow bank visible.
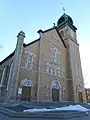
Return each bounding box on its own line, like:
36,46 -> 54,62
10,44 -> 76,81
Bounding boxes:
23,105 -> 89,113
55,105 -> 89,112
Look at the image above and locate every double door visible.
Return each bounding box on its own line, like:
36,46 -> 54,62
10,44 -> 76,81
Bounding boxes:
22,86 -> 31,101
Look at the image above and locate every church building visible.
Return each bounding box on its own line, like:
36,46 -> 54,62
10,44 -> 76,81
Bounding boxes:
0,13 -> 86,102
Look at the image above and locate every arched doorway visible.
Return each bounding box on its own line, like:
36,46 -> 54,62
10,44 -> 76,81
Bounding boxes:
76,85 -> 83,102
21,79 -> 33,101
51,80 -> 61,101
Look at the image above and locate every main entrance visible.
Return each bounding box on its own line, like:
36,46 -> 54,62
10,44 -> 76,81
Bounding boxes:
21,78 -> 33,101
52,88 -> 59,101
76,85 -> 83,102
51,80 -> 61,101
22,86 -> 31,101
78,92 -> 83,102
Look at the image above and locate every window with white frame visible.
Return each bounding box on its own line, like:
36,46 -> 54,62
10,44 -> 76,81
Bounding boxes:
53,66 -> 56,76
46,63 -> 49,73
7,62 -> 13,90
52,48 -> 57,63
25,52 -> 29,68
28,54 -> 33,70
60,69 -> 64,77
52,48 -> 60,64
25,52 -> 34,70
50,66 -> 53,74
53,67 -> 55,74
48,66 -> 51,73
0,66 -> 6,87
57,68 -> 60,77
57,52 -> 60,64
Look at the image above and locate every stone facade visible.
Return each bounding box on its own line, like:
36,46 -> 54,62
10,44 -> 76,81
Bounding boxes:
0,13 -> 86,102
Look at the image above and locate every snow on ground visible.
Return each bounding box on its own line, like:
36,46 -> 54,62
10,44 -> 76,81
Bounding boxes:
23,105 -> 89,112
88,103 -> 90,105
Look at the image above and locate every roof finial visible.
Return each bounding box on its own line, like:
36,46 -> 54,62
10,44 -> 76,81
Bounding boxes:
53,23 -> 55,27
63,7 -> 65,14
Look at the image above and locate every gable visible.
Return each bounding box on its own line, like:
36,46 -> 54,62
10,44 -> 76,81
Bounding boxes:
43,27 -> 66,49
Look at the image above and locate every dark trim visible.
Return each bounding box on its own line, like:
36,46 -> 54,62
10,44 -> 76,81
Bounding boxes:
55,27 -> 66,48
43,27 -> 55,33
57,21 -> 77,32
24,38 -> 40,47
0,51 -> 15,65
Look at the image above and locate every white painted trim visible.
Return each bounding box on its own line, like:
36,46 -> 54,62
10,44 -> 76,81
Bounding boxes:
21,79 -> 34,87
51,80 -> 61,90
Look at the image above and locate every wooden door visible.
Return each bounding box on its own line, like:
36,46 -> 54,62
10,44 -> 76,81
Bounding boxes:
52,88 -> 59,101
78,92 -> 83,102
22,86 -> 31,101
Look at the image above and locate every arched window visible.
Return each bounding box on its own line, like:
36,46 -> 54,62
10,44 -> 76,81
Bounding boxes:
25,52 -> 29,68
53,66 -> 56,76
52,48 -> 60,64
57,52 -> 60,64
0,66 -> 6,87
52,48 -> 57,63
3,65 -> 10,89
60,69 -> 64,77
7,62 -> 13,90
25,52 -> 34,70
46,63 -> 49,73
0,69 -> 2,82
50,66 -> 53,74
28,54 -> 34,70
51,80 -> 61,90
57,68 -> 60,77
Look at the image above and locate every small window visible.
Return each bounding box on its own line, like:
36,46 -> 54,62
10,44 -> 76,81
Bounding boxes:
60,69 -> 63,76
50,66 -> 53,74
60,69 -> 64,77
46,63 -> 49,73
53,67 -> 56,76
57,52 -> 60,64
25,52 -> 29,68
52,48 -> 57,63
57,68 -> 60,77
49,66 -> 51,73
0,67 -> 6,86
53,67 -> 55,74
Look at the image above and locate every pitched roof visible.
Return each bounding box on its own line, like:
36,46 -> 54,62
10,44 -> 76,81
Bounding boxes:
24,38 -> 40,47
0,27 -> 66,65
0,51 -> 15,65
0,39 -> 40,65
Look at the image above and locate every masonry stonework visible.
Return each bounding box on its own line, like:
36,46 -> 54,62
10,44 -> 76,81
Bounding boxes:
0,13 -> 86,102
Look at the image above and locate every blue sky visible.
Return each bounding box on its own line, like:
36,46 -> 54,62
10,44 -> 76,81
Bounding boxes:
0,0 -> 90,87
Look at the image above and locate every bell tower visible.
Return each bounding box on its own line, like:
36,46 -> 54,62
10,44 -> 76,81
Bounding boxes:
57,13 -> 86,102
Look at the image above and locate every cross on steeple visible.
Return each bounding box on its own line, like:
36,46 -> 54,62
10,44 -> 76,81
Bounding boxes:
63,7 -> 65,14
